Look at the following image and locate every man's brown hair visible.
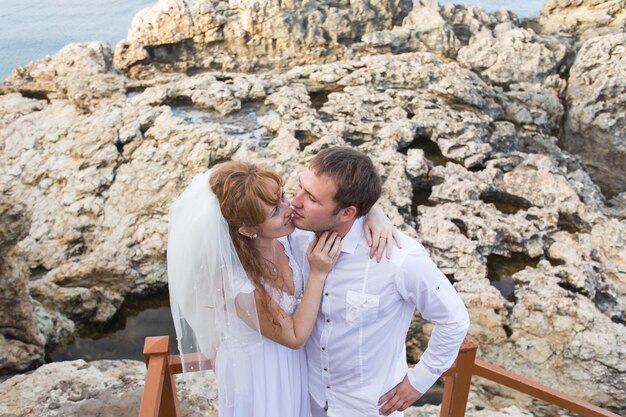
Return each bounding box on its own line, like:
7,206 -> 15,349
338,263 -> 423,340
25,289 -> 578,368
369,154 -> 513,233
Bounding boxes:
310,147 -> 382,217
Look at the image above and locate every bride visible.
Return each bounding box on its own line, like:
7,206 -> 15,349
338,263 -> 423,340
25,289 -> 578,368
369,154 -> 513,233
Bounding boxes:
167,161 -> 395,417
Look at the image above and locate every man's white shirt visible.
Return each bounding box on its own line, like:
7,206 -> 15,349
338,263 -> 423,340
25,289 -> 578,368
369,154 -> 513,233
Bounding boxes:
288,217 -> 470,417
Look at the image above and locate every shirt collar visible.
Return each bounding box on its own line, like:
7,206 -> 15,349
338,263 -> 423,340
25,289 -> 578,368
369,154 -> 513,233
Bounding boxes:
340,217 -> 364,254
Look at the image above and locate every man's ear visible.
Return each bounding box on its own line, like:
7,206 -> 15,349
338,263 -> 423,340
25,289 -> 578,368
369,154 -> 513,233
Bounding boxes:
238,226 -> 257,239
338,206 -> 358,222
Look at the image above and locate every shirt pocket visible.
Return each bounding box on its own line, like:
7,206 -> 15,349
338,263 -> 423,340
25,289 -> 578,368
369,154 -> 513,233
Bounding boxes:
345,290 -> 380,327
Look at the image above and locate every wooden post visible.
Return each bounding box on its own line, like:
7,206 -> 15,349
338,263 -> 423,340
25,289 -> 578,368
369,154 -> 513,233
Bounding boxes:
440,335 -> 478,417
138,336 -> 181,417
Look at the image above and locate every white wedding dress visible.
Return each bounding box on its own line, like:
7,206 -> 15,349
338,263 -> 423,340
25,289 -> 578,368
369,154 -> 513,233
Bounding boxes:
215,236 -> 310,417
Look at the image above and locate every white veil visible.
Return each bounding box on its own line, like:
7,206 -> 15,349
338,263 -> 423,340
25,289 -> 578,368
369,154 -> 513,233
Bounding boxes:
167,170 -> 262,403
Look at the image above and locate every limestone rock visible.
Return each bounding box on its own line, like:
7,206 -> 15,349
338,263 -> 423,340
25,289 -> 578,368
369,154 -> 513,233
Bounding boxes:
548,220 -> 626,323
501,77 -> 566,134
561,33 -> 626,197
113,0 -> 413,77
5,42 -> 125,112
31,298 -> 76,348
0,199 -> 44,374
604,191 -> 626,219
359,0 -> 461,58
354,1 -> 535,65
500,154 -> 582,212
457,26 -> 568,85
0,2 -> 624,413
0,359 -> 216,417
0,93 -> 44,130
539,0 -> 626,45
0,336 -> 43,377
495,263 -> 626,411
29,280 -> 123,324
403,0 -> 461,56
407,148 -> 625,410
439,3 -> 520,46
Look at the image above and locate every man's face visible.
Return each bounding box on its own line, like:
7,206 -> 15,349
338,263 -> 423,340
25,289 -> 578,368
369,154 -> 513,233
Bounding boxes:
290,167 -> 341,233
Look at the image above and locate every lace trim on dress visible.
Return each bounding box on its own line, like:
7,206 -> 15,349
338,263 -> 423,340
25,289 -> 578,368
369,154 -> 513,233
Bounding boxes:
260,237 -> 303,315
279,237 -> 304,299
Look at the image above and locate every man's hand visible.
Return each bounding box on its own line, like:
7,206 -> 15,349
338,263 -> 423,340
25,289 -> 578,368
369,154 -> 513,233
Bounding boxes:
378,375 -> 422,415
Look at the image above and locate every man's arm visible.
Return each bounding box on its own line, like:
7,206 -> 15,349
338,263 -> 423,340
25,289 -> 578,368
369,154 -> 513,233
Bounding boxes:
379,246 -> 470,415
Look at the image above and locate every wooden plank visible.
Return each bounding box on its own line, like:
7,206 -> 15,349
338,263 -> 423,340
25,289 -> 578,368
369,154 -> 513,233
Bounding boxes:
168,352 -> 213,375
473,358 -> 622,417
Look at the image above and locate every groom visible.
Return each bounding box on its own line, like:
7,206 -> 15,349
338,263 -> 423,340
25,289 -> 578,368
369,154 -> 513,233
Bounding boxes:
287,147 -> 470,416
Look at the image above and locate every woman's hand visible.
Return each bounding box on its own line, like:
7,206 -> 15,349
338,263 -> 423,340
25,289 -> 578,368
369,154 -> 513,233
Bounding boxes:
364,204 -> 401,262
307,232 -> 341,277
259,231 -> 341,349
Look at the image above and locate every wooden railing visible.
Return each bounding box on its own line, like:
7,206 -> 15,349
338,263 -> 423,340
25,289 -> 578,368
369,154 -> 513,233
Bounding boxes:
138,337 -> 180,417
438,337 -> 621,417
137,335 -> 621,417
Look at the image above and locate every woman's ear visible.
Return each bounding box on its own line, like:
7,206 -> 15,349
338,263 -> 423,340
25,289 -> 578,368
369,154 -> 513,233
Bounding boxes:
238,226 -> 257,239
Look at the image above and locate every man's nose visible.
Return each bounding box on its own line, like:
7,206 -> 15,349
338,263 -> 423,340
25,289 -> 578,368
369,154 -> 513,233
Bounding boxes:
291,189 -> 303,207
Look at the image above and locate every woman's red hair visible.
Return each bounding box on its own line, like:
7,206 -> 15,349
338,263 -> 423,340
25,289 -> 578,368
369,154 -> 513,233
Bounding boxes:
209,161 -> 283,329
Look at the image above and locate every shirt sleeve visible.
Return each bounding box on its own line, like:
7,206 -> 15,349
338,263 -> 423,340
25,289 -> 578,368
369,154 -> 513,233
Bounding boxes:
394,245 -> 470,395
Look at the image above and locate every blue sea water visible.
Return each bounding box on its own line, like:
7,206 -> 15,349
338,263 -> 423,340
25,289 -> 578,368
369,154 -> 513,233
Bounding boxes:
438,0 -> 545,18
0,0 -> 155,81
0,0 -> 545,81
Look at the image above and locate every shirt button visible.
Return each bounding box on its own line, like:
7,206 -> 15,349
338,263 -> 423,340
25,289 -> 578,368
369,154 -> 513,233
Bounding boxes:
325,292 -> 329,296
323,368 -> 328,371
326,386 -> 331,389
326,319 -> 330,323
321,347 -> 326,350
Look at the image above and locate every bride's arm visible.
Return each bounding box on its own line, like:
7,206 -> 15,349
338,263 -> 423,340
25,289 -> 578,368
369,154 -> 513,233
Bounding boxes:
364,204 -> 401,261
255,232 -> 340,349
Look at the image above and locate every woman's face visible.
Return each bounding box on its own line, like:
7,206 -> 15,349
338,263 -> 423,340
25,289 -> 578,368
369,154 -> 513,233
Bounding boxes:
256,187 -> 295,239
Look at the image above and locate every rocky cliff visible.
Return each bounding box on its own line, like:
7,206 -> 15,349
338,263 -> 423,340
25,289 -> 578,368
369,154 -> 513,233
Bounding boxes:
0,0 -> 624,415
